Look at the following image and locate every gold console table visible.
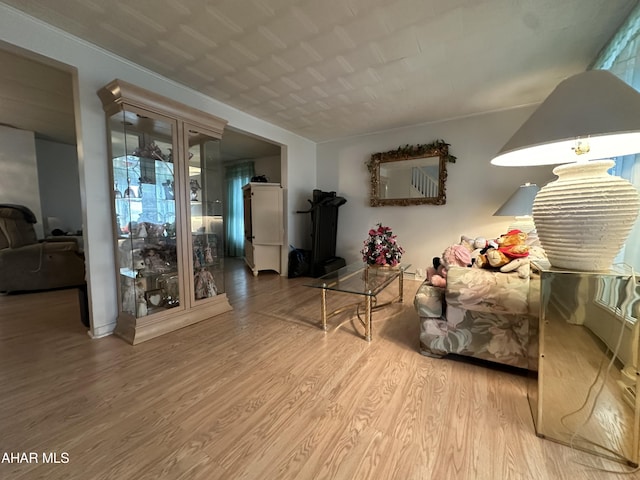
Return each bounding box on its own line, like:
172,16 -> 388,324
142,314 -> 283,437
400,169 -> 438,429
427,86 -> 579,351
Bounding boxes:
529,260 -> 640,467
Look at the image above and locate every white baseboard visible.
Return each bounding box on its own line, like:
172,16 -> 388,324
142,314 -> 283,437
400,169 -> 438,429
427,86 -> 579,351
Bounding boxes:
87,322 -> 116,339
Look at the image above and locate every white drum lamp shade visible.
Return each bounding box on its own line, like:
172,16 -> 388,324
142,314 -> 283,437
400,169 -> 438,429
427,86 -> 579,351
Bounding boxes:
491,70 -> 640,271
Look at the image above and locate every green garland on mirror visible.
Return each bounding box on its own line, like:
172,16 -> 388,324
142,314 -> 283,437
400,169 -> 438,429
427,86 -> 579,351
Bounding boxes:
367,139 -> 456,172
389,140 -> 456,162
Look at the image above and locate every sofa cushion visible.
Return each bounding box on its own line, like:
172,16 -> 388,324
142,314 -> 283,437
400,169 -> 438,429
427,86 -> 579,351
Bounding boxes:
0,228 -> 8,250
0,218 -> 38,248
0,205 -> 37,223
445,266 -> 529,315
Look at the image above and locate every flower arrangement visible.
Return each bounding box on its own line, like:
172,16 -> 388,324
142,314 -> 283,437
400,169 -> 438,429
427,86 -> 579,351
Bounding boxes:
361,223 -> 404,266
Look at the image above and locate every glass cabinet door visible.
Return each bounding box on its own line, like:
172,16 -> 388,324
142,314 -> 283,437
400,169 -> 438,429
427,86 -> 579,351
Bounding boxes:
109,109 -> 181,317
99,78 -> 232,345
187,128 -> 225,302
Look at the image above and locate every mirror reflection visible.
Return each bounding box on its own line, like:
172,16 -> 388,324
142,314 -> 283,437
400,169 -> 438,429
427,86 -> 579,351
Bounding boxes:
378,155 -> 440,199
368,140 -> 455,207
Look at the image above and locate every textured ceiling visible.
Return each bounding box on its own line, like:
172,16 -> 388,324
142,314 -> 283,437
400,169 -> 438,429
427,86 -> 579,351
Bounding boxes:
0,48 -> 282,159
1,0 -> 637,143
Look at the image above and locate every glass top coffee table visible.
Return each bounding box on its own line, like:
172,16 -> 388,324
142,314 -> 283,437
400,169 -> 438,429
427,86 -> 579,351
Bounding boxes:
304,262 -> 410,341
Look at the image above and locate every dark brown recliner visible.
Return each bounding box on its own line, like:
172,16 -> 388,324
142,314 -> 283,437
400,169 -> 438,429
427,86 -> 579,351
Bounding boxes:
0,205 -> 86,293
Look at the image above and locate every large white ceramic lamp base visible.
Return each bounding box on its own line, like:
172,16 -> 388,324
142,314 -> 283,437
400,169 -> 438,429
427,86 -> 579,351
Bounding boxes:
532,159 -> 640,271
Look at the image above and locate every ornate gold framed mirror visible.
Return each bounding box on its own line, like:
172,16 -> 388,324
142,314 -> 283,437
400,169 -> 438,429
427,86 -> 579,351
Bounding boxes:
367,140 -> 456,207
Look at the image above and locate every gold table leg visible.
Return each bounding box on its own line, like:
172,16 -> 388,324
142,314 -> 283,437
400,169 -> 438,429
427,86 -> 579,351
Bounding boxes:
365,295 -> 372,341
317,268 -> 404,341
321,287 -> 327,331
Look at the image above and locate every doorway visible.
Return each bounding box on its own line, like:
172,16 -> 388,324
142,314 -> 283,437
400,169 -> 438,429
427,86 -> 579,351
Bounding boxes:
0,44 -> 87,332
219,127 -> 281,266
0,45 -> 81,238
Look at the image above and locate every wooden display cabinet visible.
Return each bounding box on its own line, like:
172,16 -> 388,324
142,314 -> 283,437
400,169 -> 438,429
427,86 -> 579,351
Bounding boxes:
98,79 -> 232,344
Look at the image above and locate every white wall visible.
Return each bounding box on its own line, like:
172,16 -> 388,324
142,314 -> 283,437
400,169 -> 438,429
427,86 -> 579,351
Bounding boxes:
0,4 -> 316,337
317,108 -> 555,272
253,155 -> 281,184
0,125 -> 43,238
36,138 -> 82,234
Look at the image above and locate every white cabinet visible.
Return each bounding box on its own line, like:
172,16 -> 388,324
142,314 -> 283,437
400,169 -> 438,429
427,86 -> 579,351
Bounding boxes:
243,182 -> 283,276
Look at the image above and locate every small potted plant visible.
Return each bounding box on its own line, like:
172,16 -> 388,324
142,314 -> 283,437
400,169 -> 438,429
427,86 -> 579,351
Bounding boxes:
361,223 -> 404,267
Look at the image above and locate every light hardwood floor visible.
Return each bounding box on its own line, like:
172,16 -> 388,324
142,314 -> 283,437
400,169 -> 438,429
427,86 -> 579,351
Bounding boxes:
0,258 -> 637,480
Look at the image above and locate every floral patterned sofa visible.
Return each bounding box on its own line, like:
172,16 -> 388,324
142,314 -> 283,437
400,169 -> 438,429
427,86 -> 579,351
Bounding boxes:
414,265 -> 537,369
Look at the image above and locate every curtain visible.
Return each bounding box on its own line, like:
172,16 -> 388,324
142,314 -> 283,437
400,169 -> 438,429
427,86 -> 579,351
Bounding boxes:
224,161 -> 254,257
592,5 -> 640,272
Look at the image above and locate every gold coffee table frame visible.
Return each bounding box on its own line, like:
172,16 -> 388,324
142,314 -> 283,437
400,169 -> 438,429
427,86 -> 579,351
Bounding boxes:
304,263 -> 409,341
